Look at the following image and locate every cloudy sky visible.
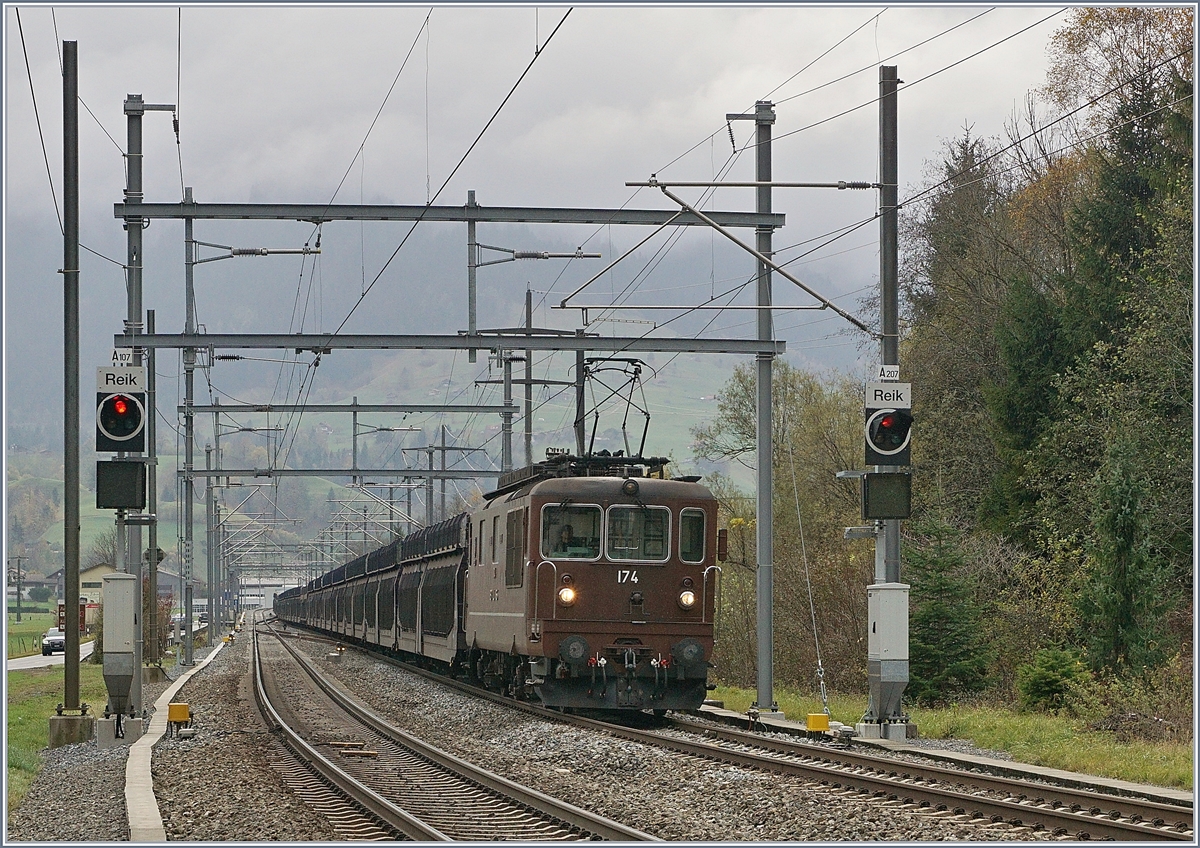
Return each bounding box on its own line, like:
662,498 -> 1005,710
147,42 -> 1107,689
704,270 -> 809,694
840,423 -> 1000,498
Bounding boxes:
5,3 -> 1067,457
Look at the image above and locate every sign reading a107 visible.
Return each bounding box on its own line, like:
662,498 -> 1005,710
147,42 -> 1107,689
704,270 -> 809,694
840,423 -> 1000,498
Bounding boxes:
865,382 -> 911,409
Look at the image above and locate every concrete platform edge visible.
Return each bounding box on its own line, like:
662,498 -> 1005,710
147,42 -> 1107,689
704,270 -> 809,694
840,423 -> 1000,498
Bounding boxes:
125,643 -> 226,842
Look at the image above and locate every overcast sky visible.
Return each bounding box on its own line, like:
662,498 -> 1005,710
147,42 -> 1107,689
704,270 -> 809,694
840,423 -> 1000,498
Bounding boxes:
5,3 -> 1068,454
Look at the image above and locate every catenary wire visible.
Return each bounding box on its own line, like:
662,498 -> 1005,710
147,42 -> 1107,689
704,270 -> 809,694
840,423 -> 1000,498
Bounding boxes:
275,9 -> 572,466
766,9 -> 1068,147
330,8 -> 573,339
759,8 -> 887,104
16,8 -> 62,233
898,44 -> 1195,211
773,7 -> 996,108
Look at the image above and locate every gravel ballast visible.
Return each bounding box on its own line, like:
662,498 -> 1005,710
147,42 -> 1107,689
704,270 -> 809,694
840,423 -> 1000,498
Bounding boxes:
8,627 -> 1050,841
289,638 -> 1051,842
8,636 -> 340,842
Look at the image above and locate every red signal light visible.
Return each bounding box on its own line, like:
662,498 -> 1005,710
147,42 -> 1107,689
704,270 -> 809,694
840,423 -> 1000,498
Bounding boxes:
865,407 -> 913,461
97,392 -> 145,448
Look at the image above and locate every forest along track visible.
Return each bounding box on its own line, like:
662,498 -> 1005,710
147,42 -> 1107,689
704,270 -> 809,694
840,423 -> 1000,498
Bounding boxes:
316,631 -> 1191,843
253,623 -> 657,842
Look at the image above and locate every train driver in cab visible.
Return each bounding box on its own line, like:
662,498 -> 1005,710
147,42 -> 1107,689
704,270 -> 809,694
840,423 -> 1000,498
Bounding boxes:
554,524 -> 576,555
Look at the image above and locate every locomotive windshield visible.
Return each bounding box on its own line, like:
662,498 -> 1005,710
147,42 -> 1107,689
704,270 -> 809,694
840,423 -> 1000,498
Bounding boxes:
607,505 -> 669,562
541,504 -> 602,559
680,508 -> 706,563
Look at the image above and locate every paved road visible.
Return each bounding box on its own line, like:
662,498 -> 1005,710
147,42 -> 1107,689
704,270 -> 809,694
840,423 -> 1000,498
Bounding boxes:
7,640 -> 96,671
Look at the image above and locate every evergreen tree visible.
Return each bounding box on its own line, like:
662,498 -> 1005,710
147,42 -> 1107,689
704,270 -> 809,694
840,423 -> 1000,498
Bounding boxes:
980,273 -> 1070,538
1076,438 -> 1170,673
904,518 -> 991,703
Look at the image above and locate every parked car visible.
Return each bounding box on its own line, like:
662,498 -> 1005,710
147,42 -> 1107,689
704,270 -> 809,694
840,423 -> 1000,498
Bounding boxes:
41,627 -> 66,656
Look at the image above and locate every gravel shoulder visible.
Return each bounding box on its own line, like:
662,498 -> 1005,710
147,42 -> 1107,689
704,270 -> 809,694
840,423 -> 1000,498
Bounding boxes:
6,625 -> 1052,842
7,637 -> 340,842
291,636 -> 1051,842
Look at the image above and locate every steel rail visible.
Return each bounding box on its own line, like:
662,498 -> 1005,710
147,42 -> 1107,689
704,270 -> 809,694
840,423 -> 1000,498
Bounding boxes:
668,716 -> 1194,830
566,717 -> 1192,841
250,625 -> 450,841
267,623 -> 658,842
282,626 -> 1189,842
267,742 -> 397,840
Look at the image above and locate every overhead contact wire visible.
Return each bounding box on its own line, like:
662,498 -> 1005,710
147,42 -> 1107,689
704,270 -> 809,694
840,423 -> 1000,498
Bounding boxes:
329,7 -> 573,338
270,11 -> 432,460
17,7 -> 62,233
278,10 -> 569,472
774,9 -> 1066,146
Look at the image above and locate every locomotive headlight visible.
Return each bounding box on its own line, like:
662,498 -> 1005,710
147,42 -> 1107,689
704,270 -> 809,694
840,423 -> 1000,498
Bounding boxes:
678,589 -> 697,609
557,586 -> 578,606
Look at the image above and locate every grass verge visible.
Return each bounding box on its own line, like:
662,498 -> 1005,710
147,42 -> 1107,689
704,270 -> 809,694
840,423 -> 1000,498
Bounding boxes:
6,613 -> 56,659
6,663 -> 108,813
708,683 -> 1193,791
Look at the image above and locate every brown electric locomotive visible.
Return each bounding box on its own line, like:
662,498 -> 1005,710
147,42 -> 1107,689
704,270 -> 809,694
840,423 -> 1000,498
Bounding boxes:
273,454 -> 725,712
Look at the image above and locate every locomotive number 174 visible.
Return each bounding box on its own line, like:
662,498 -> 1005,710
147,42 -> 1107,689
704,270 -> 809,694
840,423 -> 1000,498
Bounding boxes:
616,569 -> 639,583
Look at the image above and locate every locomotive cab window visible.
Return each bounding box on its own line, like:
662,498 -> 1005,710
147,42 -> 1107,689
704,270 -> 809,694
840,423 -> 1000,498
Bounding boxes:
541,504 -> 602,559
680,508 -> 705,563
607,505 -> 670,562
505,508 -> 526,587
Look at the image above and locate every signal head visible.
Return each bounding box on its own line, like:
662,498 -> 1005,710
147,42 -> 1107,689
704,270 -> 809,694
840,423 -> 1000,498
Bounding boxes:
97,392 -> 146,450
865,407 -> 912,464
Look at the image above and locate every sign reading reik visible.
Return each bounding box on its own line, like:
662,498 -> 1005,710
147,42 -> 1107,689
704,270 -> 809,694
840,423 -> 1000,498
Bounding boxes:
96,366 -> 147,452
865,381 -> 911,409
96,366 -> 146,392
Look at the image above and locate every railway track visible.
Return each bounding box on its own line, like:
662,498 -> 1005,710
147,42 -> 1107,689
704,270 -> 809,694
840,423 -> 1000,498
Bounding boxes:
663,715 -> 1194,836
252,623 -> 656,841
634,717 -> 1194,842
289,626 -> 1190,842
266,739 -> 397,841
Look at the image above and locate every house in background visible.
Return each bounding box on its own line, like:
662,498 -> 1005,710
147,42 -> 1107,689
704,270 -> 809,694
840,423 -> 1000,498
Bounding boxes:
46,563 -> 188,605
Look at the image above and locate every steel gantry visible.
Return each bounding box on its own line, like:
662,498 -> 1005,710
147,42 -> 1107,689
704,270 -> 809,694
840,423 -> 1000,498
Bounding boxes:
110,118 -> 795,709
